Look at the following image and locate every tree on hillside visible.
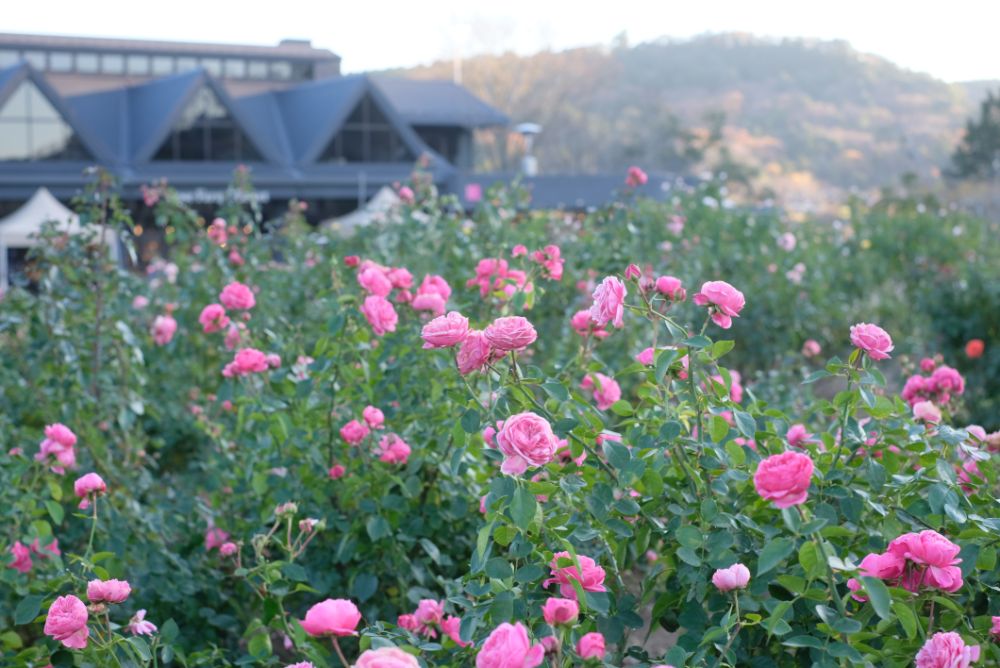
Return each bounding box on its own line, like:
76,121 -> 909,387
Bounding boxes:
950,90 -> 1000,179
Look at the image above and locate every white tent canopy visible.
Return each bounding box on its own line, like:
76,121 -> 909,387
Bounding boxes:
321,186 -> 401,233
0,187 -> 120,288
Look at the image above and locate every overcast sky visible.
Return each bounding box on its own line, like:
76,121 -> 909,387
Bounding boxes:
4,0 -> 998,82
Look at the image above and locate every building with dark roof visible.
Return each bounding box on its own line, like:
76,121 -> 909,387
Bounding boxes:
0,33 -> 514,224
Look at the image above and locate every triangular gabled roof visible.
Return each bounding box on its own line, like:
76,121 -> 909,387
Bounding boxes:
68,69 -> 276,164
0,62 -> 105,162
251,74 -> 443,165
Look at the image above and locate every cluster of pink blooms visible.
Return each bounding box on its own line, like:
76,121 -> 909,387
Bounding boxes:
529,245 -> 565,281
36,423 -> 78,474
339,406 -> 411,464
222,347 -> 280,377
421,311 -> 538,375
7,537 -> 60,574
352,258 -> 452,337
205,526 -> 237,556
43,578 -> 154,650
901,359 -> 966,409
847,530 -> 964,597
915,632 -> 980,668
580,373 -> 621,411
467,257 -> 534,301
397,599 -> 468,646
693,280 -> 746,329
625,165 -> 648,188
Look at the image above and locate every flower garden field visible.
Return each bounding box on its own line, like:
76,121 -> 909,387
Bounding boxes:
1,168 -> 999,668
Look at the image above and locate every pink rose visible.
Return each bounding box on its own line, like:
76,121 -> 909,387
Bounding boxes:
328,464 -> 346,479
45,423 -> 77,448
512,244 -> 528,257
219,542 -> 238,557
484,316 -> 537,352
887,530 -> 963,592
753,451 -> 814,508
300,598 -> 361,637
915,632 -> 979,668
442,615 -> 470,647
198,304 -> 230,333
397,614 -> 419,631
223,348 -> 269,376
127,609 -> 157,636
849,323 -> 893,360
418,274 -> 452,302
495,412 -> 558,475
398,185 -> 415,203
711,563 -> 750,592
576,632 -> 605,660
693,281 -> 745,329
913,401 -> 942,424
340,420 -> 370,445
581,373 -> 621,411
358,266 -> 393,297
572,309 -> 608,339
8,541 -> 32,573
265,353 -> 282,369
991,616 -> 1000,638
414,599 -> 444,627
219,282 -> 255,310
378,434 -> 411,465
224,324 -> 242,350
87,579 -> 131,604
44,595 -> 89,649
476,622 -> 544,668
930,366 -> 965,395
132,295 -> 149,309
361,295 -> 398,336
858,551 -> 906,580
36,423 -> 78,474
802,339 -> 821,357
624,263 -> 642,280
151,315 -> 177,346
590,276 -> 627,329
355,647 -> 420,668
74,472 -> 107,509
205,527 -> 229,551
422,311 -> 470,349
411,292 -> 446,316
544,551 -> 607,600
542,597 -> 579,626
785,424 -> 813,447
387,267 -> 414,290
625,166 -> 648,187
456,330 -> 493,374
635,347 -> 655,365
363,406 -> 385,429
920,357 -> 937,372
777,232 -> 796,251
655,276 -> 686,301
285,663 -> 315,668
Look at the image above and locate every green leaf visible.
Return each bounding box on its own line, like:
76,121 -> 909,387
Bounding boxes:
802,370 -> 832,384
485,557 -> 513,580
14,595 -> 44,625
351,574 -> 379,602
460,408 -> 481,433
247,630 -> 272,658
733,411 -> 755,438
45,500 -> 64,525
541,382 -> 568,401
860,576 -> 892,621
655,349 -> 678,382
509,486 -> 537,531
758,537 -> 795,575
676,526 -> 703,550
365,516 -> 391,541
892,602 -> 917,639
609,400 -> 633,416
709,416 -> 730,442
676,546 -> 701,566
798,542 -> 821,577
127,636 -> 152,661
685,335 -> 711,348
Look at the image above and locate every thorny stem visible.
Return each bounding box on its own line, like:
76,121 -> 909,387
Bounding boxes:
798,506 -> 847,617
710,594 -> 742,668
86,497 -> 99,558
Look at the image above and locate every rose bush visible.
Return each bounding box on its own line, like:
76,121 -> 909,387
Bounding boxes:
0,168 -> 997,667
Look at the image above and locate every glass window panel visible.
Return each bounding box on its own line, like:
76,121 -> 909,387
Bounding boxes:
0,81 -> 90,161
153,85 -> 261,161
0,50 -> 18,67
290,61 -> 312,79
176,56 -> 198,71
0,120 -> 31,160
76,52 -> 99,73
0,85 -> 30,119
270,61 -> 292,80
223,59 -> 246,78
151,56 -> 173,75
126,55 -> 149,75
101,54 -> 124,74
247,60 -> 267,79
200,58 -> 222,76
22,50 -> 46,69
49,52 -> 73,72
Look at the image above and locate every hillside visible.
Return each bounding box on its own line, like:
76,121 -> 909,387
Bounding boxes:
399,34 -> 992,210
